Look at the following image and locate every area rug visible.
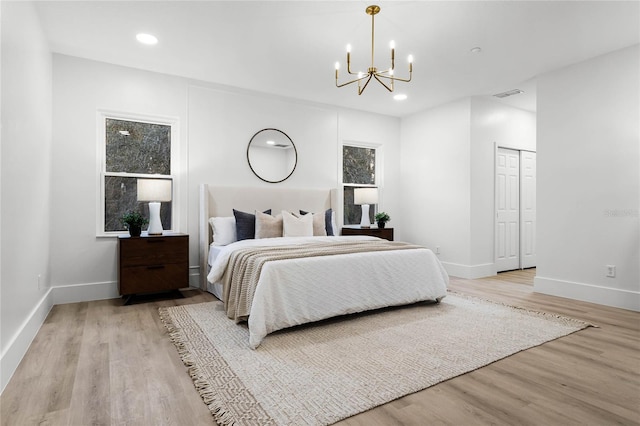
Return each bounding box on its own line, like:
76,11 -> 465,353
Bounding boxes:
159,293 -> 592,426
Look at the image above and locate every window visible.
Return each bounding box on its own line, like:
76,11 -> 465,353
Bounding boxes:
99,114 -> 175,234
342,144 -> 378,225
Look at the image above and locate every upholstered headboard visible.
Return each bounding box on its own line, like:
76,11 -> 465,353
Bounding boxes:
198,184 -> 338,289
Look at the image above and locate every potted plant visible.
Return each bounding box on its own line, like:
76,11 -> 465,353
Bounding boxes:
121,211 -> 148,237
375,212 -> 390,229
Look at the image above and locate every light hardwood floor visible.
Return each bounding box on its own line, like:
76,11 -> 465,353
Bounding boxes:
2,270 -> 639,425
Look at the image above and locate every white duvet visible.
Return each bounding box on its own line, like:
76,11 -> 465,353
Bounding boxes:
208,236 -> 449,348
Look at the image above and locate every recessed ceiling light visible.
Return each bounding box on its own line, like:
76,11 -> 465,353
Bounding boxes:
470,47 -> 482,54
394,94 -> 408,101
266,140 -> 276,145
136,33 -> 158,45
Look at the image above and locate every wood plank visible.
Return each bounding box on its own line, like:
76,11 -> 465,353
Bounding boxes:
2,270 -> 639,425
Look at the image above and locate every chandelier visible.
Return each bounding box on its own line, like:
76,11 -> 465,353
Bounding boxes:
335,5 -> 413,95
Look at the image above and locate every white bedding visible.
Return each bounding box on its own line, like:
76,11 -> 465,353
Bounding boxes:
207,245 -> 225,299
208,236 -> 449,348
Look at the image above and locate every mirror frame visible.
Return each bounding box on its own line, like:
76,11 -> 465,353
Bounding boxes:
247,128 -> 298,183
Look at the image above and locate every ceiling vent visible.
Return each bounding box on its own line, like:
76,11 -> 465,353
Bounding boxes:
493,89 -> 524,98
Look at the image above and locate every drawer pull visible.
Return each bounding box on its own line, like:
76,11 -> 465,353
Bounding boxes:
147,265 -> 165,270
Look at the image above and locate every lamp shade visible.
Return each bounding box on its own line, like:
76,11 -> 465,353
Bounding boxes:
354,187 -> 378,205
137,179 -> 172,202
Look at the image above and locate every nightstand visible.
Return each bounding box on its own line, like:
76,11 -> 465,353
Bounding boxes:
118,233 -> 189,303
341,226 -> 394,241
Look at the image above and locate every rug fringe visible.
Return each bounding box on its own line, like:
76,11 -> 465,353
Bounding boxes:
159,307 -> 237,426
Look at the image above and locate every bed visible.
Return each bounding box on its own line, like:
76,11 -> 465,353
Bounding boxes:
199,184 -> 449,348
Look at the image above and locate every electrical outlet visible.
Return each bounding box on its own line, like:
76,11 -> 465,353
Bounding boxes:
435,246 -> 441,255
606,265 -> 616,278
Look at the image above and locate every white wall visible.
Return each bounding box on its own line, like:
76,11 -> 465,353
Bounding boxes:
1,1 -> 53,391
50,55 -> 189,298
399,98 -> 472,274
49,57 -> 401,301
469,97 -> 536,273
399,97 -> 535,278
535,45 -> 640,311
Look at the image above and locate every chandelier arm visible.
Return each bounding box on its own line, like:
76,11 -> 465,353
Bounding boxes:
336,74 -> 372,88
376,73 -> 412,83
346,51 -> 359,76
358,74 -> 375,95
373,73 -> 394,93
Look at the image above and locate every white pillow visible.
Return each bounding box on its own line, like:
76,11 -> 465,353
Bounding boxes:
209,216 -> 237,246
282,210 -> 313,237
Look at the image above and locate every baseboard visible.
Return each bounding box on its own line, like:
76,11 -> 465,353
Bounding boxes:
1,288 -> 55,394
534,276 -> 640,312
189,266 -> 201,288
53,280 -> 120,305
441,262 -> 497,279
54,265 -> 202,304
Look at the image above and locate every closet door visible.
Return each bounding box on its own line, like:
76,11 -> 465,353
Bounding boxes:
495,148 -> 520,272
520,151 -> 537,268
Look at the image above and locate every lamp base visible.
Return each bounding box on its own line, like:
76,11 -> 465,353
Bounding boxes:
147,202 -> 164,235
359,204 -> 371,228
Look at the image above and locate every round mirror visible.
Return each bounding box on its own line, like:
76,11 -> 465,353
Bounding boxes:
247,128 -> 297,183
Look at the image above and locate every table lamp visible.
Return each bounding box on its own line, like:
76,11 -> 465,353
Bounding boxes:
354,187 -> 378,228
137,178 -> 172,235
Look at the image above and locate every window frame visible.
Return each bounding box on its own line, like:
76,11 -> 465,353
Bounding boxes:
340,141 -> 383,226
96,110 -> 181,237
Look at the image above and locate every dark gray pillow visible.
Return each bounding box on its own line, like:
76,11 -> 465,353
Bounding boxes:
299,208 -> 334,236
233,209 -> 272,241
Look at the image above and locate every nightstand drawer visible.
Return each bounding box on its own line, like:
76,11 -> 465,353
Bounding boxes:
119,236 -> 188,267
119,262 -> 188,295
341,227 -> 394,241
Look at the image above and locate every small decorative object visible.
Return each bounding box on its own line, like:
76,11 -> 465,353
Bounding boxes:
375,212 -> 390,228
121,211 -> 148,237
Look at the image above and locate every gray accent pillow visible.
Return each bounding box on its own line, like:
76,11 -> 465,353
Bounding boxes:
233,209 -> 271,241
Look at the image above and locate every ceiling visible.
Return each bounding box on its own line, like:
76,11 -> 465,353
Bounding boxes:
34,1 -> 639,117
